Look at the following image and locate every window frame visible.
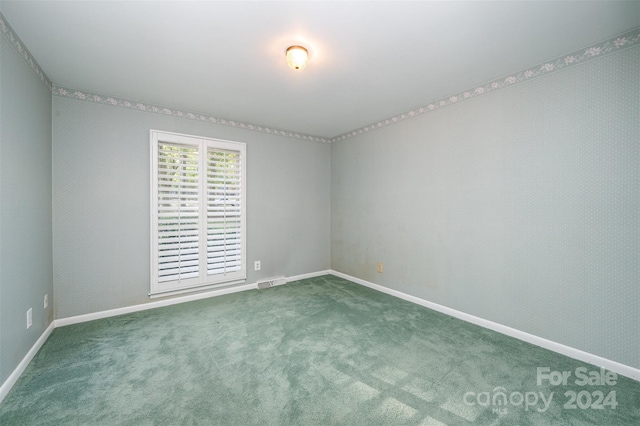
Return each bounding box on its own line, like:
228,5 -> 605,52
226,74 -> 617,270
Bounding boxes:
150,130 -> 247,298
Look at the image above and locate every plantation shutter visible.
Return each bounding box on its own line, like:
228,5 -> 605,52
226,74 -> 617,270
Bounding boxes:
157,142 -> 201,283
151,131 -> 246,296
207,147 -> 243,276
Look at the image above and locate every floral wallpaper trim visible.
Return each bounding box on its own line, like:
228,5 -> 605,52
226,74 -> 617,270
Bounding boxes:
0,12 -> 52,92
330,27 -> 640,143
1,5 -> 326,142
52,87 -> 331,144
7,5 -> 636,144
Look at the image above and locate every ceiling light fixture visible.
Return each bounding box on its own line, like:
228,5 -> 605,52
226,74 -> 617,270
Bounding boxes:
286,45 -> 308,70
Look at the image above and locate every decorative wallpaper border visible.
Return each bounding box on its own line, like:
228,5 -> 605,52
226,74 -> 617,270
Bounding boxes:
52,86 -> 330,143
0,12 -> 52,92
1,11 -> 328,143
329,27 -> 640,143
3,7 -> 638,144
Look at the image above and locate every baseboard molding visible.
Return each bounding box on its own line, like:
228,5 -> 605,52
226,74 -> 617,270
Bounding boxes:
55,282 -> 256,327
5,269 -> 634,406
1,270 -> 331,402
329,270 -> 640,383
55,270 -> 331,328
0,321 -> 55,404
286,270 -> 331,282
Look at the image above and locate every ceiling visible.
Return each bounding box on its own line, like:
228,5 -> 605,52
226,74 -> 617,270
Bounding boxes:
1,1 -> 639,139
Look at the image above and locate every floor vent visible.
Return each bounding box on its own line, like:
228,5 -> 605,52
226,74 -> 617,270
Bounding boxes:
256,277 -> 287,290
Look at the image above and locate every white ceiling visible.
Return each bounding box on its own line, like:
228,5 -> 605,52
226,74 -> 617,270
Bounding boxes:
2,1 -> 639,138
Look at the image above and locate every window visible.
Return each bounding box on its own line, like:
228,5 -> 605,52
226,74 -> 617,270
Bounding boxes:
150,130 -> 246,297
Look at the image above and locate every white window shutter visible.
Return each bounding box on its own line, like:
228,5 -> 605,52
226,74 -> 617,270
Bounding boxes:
207,147 -> 243,276
151,131 -> 246,297
156,142 -> 200,283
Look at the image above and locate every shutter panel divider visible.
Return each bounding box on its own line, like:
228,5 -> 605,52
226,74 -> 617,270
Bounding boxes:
198,139 -> 208,283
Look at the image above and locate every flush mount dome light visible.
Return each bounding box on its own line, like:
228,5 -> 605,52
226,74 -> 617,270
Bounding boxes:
286,45 -> 308,70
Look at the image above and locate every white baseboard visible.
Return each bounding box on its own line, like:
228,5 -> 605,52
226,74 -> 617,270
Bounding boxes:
286,270 -> 331,282
55,270 -> 331,328
329,270 -> 640,383
1,270 -> 331,402
55,282 -> 256,327
5,269 -> 635,406
0,321 -> 55,404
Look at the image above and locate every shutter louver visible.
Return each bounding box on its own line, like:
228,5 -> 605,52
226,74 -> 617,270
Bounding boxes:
157,142 -> 200,282
207,148 -> 243,276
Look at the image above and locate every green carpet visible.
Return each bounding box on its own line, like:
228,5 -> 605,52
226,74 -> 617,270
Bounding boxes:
1,275 -> 639,425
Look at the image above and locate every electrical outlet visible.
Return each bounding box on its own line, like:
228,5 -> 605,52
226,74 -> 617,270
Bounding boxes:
27,308 -> 33,329
44,294 -> 48,309
254,260 -> 261,271
377,262 -> 383,273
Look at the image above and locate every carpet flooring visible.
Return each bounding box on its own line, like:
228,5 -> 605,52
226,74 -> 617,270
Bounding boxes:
1,275 -> 639,425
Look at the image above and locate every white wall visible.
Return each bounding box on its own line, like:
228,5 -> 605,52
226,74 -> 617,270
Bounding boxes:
52,96 -> 330,318
331,46 -> 640,369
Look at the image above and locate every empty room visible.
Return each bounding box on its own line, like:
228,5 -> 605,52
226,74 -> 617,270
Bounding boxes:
1,1 -> 639,424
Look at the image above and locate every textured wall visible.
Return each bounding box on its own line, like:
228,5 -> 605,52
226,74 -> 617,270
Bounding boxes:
331,47 -> 639,369
52,97 -> 330,318
0,34 -> 53,384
